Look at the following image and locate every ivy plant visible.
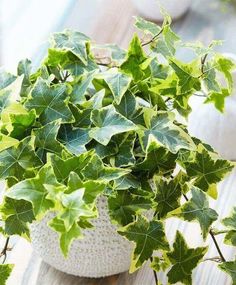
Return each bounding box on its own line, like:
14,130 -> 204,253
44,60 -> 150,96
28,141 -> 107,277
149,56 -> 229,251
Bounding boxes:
0,14 -> 236,285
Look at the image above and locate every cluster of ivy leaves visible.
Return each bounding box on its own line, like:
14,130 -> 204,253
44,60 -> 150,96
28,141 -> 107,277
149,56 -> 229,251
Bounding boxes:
0,13 -> 236,285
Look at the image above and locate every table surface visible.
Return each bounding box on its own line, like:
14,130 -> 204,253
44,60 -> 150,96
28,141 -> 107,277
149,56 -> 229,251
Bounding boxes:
3,0 -> 236,284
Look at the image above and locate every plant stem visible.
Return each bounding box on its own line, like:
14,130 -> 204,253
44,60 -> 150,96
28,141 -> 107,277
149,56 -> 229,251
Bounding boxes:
150,257 -> 158,285
203,256 -> 222,263
142,28 -> 164,47
0,237 -> 10,264
201,53 -> 208,74
94,59 -> 119,68
94,29 -> 163,68
62,71 -> 70,82
153,270 -> 158,285
193,93 -> 207,98
199,41 -> 215,77
211,230 -> 229,236
183,193 -> 188,201
209,230 -> 226,262
182,194 -> 226,262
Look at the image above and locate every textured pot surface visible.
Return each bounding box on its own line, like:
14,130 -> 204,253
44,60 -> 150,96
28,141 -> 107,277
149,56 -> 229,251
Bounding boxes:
132,0 -> 191,21
30,196 -> 133,278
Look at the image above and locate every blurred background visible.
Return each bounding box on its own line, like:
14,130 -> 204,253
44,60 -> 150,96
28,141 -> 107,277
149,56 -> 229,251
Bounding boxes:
0,0 -> 236,73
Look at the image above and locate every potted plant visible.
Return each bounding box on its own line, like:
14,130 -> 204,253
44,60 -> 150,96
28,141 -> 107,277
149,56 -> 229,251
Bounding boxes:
132,0 -> 191,21
1,14 -> 236,285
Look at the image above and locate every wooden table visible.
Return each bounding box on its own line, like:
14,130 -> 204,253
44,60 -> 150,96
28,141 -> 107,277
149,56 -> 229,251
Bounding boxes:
3,0 -> 236,284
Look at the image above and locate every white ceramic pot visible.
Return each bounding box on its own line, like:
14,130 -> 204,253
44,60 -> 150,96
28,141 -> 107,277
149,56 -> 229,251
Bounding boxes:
188,54 -> 236,160
30,196 -> 133,277
132,0 -> 191,22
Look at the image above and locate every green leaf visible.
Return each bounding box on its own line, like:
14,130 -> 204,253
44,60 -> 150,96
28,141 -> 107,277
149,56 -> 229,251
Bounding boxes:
150,73 -> 178,97
67,172 -> 105,205
152,40 -> 173,58
45,48 -> 71,69
214,54 -> 235,91
29,65 -> 53,85
114,91 -> 137,119
49,217 -> 83,257
108,190 -> 152,226
6,165 -> 60,217
0,136 -> 41,181
222,207 -> 236,227
94,43 -> 126,65
205,88 -> 230,112
51,30 -> 90,65
183,40 -> 222,57
89,105 -> 136,145
65,57 -> 98,77
140,112 -> 195,153
183,148 -> 234,193
111,133 -> 136,167
81,154 -> 130,182
135,138 -> 177,177
0,134 -> 18,152
149,59 -> 168,80
102,71 -> 132,104
115,92 -> 145,125
85,89 -> 105,109
0,264 -> 14,285
1,198 -> 34,236
70,71 -> 96,104
17,58 -> 32,97
33,120 -> 64,160
150,73 -> 192,117
60,188 -> 96,231
48,53 -> 71,77
152,25 -> 180,57
0,69 -> 16,89
0,76 -> 23,114
153,175 -> 182,218
150,254 -> 171,272
58,124 -> 91,155
1,103 -> 36,139
112,174 -> 141,190
120,34 -> 148,82
71,105 -> 92,128
134,16 -> 161,36
203,62 -> 221,92
223,230 -> 236,247
90,140 -> 117,159
135,11 -> 174,58
169,58 -> 201,93
170,187 -> 218,239
25,78 -> 74,124
48,151 -> 92,183
167,231 -> 207,285
0,89 -> 11,115
118,215 -> 169,272
222,207 -> 236,246
219,260 -> 236,285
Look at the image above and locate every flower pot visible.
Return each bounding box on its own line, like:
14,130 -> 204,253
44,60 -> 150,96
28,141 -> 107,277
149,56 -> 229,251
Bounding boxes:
132,0 -> 191,22
30,196 -> 133,278
188,53 -> 236,160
